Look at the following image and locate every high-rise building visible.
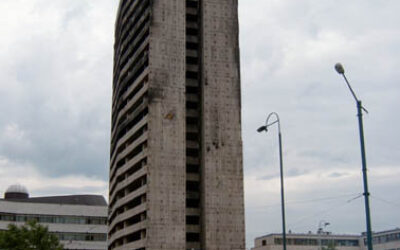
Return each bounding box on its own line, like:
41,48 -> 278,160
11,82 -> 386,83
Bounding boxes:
108,1 -> 245,249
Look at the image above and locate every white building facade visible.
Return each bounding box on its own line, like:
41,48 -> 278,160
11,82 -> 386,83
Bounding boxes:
365,228 -> 400,250
252,233 -> 361,250
0,185 -> 107,250
252,229 -> 400,250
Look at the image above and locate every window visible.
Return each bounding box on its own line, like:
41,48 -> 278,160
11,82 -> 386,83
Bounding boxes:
0,213 -> 106,225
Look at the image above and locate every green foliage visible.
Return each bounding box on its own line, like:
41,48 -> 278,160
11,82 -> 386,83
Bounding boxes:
322,241 -> 337,250
0,220 -> 63,250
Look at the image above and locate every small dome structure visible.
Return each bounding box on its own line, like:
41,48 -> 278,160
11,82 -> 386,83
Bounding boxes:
4,184 -> 29,199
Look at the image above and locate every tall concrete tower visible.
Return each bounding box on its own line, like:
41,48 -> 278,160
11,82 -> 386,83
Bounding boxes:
108,1 -> 245,249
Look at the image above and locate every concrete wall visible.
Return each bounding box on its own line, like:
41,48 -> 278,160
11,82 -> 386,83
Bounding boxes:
110,0 -> 245,249
201,0 -> 245,249
146,0 -> 186,249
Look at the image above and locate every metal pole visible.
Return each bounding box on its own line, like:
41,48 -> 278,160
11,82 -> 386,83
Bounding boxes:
278,131 -> 287,250
318,225 -> 322,250
357,100 -> 373,250
258,112 -> 287,250
335,64 -> 373,250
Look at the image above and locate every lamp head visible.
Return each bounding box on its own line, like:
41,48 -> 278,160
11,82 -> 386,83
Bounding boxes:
335,63 -> 345,74
257,126 -> 267,133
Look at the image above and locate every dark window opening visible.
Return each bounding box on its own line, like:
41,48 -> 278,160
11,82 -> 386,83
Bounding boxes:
186,102 -> 198,110
186,42 -> 199,50
126,194 -> 146,210
186,232 -> 200,242
186,28 -> 199,36
186,86 -> 199,94
186,132 -> 199,141
126,175 -> 146,193
186,215 -> 200,225
186,14 -> 198,22
186,148 -> 199,157
186,198 -> 200,208
126,212 -> 146,227
186,164 -> 200,173
186,181 -> 200,191
126,230 -> 142,243
186,0 -> 198,8
186,117 -> 199,125
186,71 -> 198,79
186,56 -> 198,64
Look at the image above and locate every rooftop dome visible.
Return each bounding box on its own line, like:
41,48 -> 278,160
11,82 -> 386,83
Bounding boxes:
4,184 -> 29,199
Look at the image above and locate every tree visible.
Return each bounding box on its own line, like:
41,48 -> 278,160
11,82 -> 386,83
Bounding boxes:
322,241 -> 337,250
0,220 -> 63,250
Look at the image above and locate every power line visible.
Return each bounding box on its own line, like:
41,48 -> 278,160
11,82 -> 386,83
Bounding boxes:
286,193 -> 363,231
247,193 -> 360,210
289,193 -> 361,205
371,195 -> 400,209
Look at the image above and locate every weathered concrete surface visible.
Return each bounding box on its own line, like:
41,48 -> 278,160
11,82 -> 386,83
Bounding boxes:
146,0 -> 186,249
201,0 -> 246,249
109,0 -> 245,249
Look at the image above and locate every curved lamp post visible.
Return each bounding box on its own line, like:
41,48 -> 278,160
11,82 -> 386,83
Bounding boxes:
257,112 -> 287,250
317,220 -> 330,250
335,63 -> 373,250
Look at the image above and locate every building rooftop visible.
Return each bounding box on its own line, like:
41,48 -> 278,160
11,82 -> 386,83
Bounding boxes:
1,194 -> 107,206
255,232 -> 361,240
2,184 -> 107,206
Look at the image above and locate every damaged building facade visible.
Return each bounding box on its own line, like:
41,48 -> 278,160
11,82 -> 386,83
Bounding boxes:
108,0 -> 245,249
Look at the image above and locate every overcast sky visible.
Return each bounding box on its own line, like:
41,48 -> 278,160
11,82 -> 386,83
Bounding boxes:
1,0 -> 399,248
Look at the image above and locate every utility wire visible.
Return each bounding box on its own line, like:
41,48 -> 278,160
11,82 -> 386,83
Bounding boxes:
247,193 -> 360,210
371,195 -> 400,209
289,193 -> 361,205
286,193 -> 363,231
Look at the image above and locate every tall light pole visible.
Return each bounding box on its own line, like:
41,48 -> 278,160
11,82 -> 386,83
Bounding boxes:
334,63 -> 373,250
317,220 -> 330,250
257,112 -> 287,250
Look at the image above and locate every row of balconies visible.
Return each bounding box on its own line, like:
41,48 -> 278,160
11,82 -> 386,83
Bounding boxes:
108,194 -> 146,249
110,102 -> 148,167
111,70 -> 149,153
111,78 -> 147,144
113,50 -> 148,116
110,149 -> 147,195
113,0 -> 150,95
114,0 -> 149,71
110,0 -> 203,249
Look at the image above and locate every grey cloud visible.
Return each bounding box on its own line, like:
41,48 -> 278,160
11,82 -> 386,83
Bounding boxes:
241,0 -> 400,247
0,0 -> 117,178
299,149 -> 351,165
2,0 -> 400,249
258,168 -> 309,181
328,172 -> 349,178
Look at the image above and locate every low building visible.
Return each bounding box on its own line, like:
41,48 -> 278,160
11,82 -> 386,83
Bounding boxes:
252,232 -> 361,250
0,184 -> 107,250
252,229 -> 400,250
364,228 -> 400,250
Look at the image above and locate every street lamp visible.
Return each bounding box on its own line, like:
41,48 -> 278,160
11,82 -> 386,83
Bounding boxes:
334,63 -> 373,250
257,112 -> 287,250
317,220 -> 330,250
